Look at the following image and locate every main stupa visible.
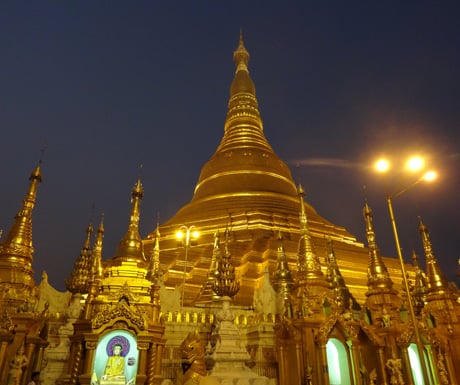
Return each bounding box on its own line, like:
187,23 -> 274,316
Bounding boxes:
145,34 -> 402,306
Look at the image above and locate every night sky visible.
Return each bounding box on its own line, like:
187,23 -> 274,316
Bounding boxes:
1,2 -> 459,291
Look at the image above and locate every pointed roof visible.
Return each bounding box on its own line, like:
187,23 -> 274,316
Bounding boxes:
112,178 -> 146,262
363,202 -> 394,293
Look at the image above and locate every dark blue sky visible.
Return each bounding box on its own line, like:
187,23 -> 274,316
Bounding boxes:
1,2 -> 459,290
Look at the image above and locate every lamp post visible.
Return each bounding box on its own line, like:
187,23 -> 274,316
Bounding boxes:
376,157 -> 436,385
176,225 -> 199,310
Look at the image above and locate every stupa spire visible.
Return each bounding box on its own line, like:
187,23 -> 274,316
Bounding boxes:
296,185 -> 325,283
418,218 -> 449,293
217,33 -> 273,153
363,201 -> 393,292
113,178 -> 146,261
0,163 -> 42,308
0,163 -> 42,262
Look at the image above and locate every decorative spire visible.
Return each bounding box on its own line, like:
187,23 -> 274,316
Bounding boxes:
326,238 -> 355,310
233,31 -> 250,73
213,229 -> 240,298
147,224 -> 161,281
65,223 -> 93,294
0,163 -> 42,307
113,178 -> 146,261
296,185 -> 326,285
0,163 -> 42,262
363,201 -> 393,292
218,33 -> 272,153
418,218 -> 449,294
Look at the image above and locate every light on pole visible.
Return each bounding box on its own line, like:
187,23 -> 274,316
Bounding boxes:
176,225 -> 199,310
375,156 -> 437,385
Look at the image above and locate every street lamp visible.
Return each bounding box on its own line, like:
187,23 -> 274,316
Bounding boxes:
176,225 -> 199,310
375,156 -> 437,385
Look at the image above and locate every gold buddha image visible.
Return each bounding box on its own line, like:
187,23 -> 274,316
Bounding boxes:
103,343 -> 125,377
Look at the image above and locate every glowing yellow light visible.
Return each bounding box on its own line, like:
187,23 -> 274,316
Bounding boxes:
375,159 -> 390,173
406,156 -> 424,172
423,170 -> 437,182
191,230 -> 200,239
176,230 -> 184,240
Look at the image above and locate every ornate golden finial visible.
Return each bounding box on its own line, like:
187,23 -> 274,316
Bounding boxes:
233,30 -> 250,73
66,223 -> 93,294
113,178 -> 146,261
363,201 -> 393,291
418,218 -> 448,293
296,185 -> 325,284
213,229 -> 240,298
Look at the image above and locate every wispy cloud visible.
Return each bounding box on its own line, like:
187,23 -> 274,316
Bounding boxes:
289,158 -> 360,169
